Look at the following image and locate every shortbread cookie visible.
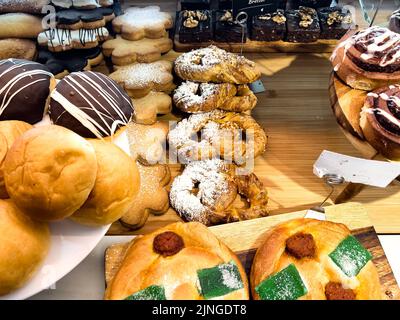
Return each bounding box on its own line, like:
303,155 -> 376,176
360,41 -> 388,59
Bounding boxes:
127,121 -> 169,165
0,0 -> 50,14
37,47 -> 103,78
37,27 -> 109,52
0,39 -> 37,60
109,61 -> 175,98
112,6 -> 173,41
51,0 -> 113,9
132,91 -> 172,125
102,35 -> 173,66
175,45 -> 261,84
120,162 -> 171,230
0,13 -> 43,39
54,7 -> 115,30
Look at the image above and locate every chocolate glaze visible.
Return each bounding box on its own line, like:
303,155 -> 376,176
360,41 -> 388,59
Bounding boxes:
37,47 -> 102,75
56,7 -> 114,25
0,59 -> 53,124
349,53 -> 400,73
49,71 -> 133,138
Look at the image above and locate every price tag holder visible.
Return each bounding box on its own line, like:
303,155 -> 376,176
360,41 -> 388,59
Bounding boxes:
313,150 -> 400,188
232,0 -> 277,17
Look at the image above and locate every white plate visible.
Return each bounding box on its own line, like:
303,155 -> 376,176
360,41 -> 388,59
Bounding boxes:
1,220 -> 109,300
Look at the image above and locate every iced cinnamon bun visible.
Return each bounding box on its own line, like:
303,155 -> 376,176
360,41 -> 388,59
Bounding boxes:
360,84 -> 400,160
331,26 -> 400,91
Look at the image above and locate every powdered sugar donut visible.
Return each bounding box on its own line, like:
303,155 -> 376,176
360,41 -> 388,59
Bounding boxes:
170,159 -> 269,226
167,110 -> 267,164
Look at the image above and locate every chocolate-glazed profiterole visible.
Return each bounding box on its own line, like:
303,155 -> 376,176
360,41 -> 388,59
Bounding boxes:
0,59 -> 54,124
49,71 -> 133,138
331,26 -> 400,90
360,85 -> 400,160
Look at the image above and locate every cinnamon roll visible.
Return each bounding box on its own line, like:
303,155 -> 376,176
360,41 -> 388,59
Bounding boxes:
331,26 -> 400,91
360,84 -> 400,160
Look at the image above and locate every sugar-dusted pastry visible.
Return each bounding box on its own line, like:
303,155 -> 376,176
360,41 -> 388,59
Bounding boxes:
49,71 -> 133,138
251,219 -> 382,300
360,84 -> 400,161
112,6 -> 173,41
0,59 -> 55,124
0,200 -> 50,296
174,46 -> 260,84
173,81 -> 257,113
170,159 -> 268,226
132,91 -> 172,125
168,110 -> 267,164
37,27 -> 109,52
105,222 -> 249,300
331,26 -> 400,91
109,61 -> 175,98
4,125 -> 98,221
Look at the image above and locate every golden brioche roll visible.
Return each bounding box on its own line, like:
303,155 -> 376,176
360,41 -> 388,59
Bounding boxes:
4,125 -> 98,221
251,219 -> 382,300
0,121 -> 33,199
105,222 -> 249,300
70,140 -> 140,226
0,199 -> 50,296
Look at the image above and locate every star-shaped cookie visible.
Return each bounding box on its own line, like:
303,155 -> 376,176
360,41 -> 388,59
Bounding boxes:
109,60 -> 175,98
132,91 -> 172,124
102,35 -> 172,65
112,6 -> 173,41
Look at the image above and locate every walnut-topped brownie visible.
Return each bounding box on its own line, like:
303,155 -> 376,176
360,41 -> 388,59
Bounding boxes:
178,10 -> 212,43
214,10 -> 247,43
251,9 -> 287,42
292,0 -> 332,9
286,6 -> 320,43
318,6 -> 354,39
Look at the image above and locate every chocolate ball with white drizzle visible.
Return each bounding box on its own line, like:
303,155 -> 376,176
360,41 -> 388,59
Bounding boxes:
49,71 -> 133,138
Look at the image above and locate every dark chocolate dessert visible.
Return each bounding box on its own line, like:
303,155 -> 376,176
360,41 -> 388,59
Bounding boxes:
251,9 -> 287,41
318,6 -> 354,39
214,10 -> 247,43
180,0 -> 211,10
286,6 -> 320,43
292,0 -> 332,9
178,10 -> 212,43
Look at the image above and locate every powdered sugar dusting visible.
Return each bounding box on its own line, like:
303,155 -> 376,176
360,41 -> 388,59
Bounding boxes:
115,6 -> 172,28
169,159 -> 229,224
173,81 -> 219,111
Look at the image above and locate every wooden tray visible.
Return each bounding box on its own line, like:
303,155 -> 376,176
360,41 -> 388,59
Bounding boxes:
174,32 -> 338,54
104,203 -> 399,300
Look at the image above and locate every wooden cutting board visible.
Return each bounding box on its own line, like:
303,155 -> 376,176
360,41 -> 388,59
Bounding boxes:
104,203 -> 399,300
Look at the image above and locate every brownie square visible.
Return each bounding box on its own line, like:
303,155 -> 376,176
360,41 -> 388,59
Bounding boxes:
214,10 -> 247,43
286,6 -> 320,43
251,9 -> 287,41
318,6 -> 354,39
180,0 -> 211,10
178,10 -> 213,43
292,0 -> 332,9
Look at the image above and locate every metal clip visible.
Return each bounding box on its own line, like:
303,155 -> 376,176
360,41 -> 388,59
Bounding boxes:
310,173 -> 345,213
235,11 -> 248,56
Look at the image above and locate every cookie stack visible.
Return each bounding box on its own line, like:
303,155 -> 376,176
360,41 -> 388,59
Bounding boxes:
168,46 -> 269,226
0,0 -> 46,60
36,0 -> 120,78
105,6 -> 175,124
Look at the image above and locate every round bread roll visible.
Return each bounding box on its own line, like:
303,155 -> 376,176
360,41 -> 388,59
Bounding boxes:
4,125 -> 98,221
70,140 -> 140,226
105,222 -> 249,300
0,199 -> 50,296
0,121 -> 33,199
251,219 -> 382,300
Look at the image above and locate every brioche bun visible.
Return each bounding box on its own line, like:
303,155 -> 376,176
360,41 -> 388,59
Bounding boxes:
4,125 -> 98,221
71,140 -> 140,226
0,121 -> 33,198
0,199 -> 50,296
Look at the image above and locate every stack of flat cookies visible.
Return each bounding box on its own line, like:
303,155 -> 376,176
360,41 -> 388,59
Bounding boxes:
0,0 -> 47,60
106,6 -> 176,124
104,6 -> 176,231
36,0 -> 121,78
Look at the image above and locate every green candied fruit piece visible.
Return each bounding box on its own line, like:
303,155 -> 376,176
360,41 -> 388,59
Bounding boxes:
125,285 -> 166,300
329,235 -> 372,277
197,260 -> 244,299
255,264 -> 307,300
